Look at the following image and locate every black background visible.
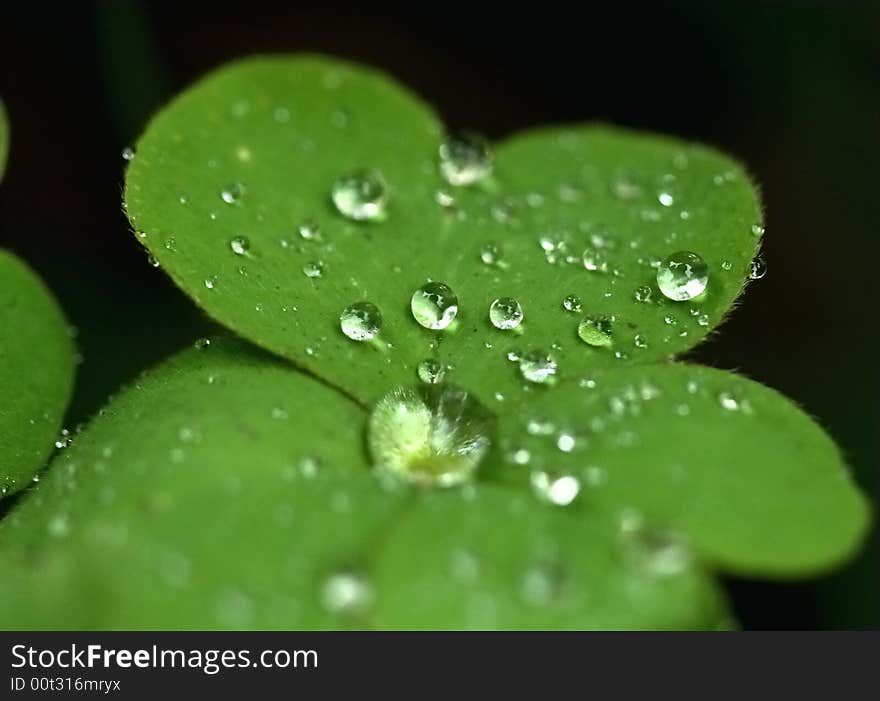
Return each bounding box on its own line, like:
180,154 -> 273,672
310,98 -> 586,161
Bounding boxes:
0,1 -> 877,629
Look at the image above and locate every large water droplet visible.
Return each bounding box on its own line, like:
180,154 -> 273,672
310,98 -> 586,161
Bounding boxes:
340,302 -> 383,341
411,282 -> 459,330
656,251 -> 708,301
367,385 -> 493,487
331,170 -> 388,221
519,350 -> 557,384
438,131 -> 493,186
578,315 -> 613,347
489,297 -> 524,330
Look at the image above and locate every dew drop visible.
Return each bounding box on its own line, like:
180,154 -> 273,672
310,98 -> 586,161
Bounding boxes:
411,282 -> 458,330
367,385 -> 493,487
489,297 -> 524,330
751,223 -> 765,237
480,242 -> 502,266
321,570 -> 373,616
194,338 -> 211,350
578,315 -> 613,347
438,131 -> 493,186
331,169 -> 388,221
339,302 -> 383,341
121,146 -> 135,161
298,220 -> 321,241
519,350 -> 557,384
531,471 -> 581,506
634,285 -> 652,303
220,182 -> 245,205
229,236 -> 250,256
302,261 -> 324,279
749,255 -> 767,280
582,247 -> 608,272
417,359 -> 446,385
562,294 -> 582,312
656,251 -> 708,301
204,275 -> 218,290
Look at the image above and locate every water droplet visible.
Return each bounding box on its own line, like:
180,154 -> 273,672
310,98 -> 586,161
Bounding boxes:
438,131 -> 493,186
480,242 -> 502,266
331,170 -> 388,221
749,255 -> 767,280
582,247 -> 608,272
204,275 -> 218,290
121,146 -> 135,161
612,173 -> 643,200
194,338 -> 211,350
147,254 -> 160,268
411,282 -> 458,330
321,570 -> 373,616
531,471 -> 580,506
721,260 -> 733,271
229,236 -> 250,256
656,251 -> 708,301
367,385 -> 493,487
302,261 -> 324,278
619,516 -> 693,577
751,223 -> 765,237
519,350 -> 557,384
633,333 -> 648,349
578,315 -> 613,347
417,359 -> 446,384
634,285 -> 652,303
340,302 -> 383,341
298,220 -> 321,241
562,294 -> 582,312
489,297 -> 524,330
220,182 -> 245,204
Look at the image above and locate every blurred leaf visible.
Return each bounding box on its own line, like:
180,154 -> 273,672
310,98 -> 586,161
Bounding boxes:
124,56 -> 762,405
0,250 -> 75,496
0,338 -> 729,629
491,363 -> 870,577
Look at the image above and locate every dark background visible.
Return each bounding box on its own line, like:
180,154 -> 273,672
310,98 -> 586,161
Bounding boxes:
0,1 -> 876,629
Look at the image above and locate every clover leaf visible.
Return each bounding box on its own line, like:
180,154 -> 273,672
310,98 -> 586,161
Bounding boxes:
0,56 -> 869,629
0,250 -> 76,497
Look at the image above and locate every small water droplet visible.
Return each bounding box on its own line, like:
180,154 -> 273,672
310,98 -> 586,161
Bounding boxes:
321,570 -> 373,616
519,350 -> 557,384
411,282 -> 459,330
147,254 -> 160,268
749,255 -> 767,280
302,261 -> 324,279
562,295 -> 582,313
229,236 -> 250,256
194,338 -> 211,350
438,131 -> 493,186
751,223 -> 765,237
656,251 -> 708,301
220,182 -> 245,205
331,170 -> 388,221
582,247 -> 608,272
417,359 -> 446,384
578,315 -> 613,347
531,471 -> 581,506
204,275 -> 218,290
480,242 -> 503,266
340,302 -> 383,341
121,146 -> 135,161
298,221 -> 322,241
634,285 -> 652,303
489,297 -> 524,330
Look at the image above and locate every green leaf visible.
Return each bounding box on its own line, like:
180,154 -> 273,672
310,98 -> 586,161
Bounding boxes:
0,100 -> 8,181
0,338 -> 729,629
124,56 -> 762,405
0,250 -> 76,496
373,486 -> 728,630
491,363 -> 870,577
